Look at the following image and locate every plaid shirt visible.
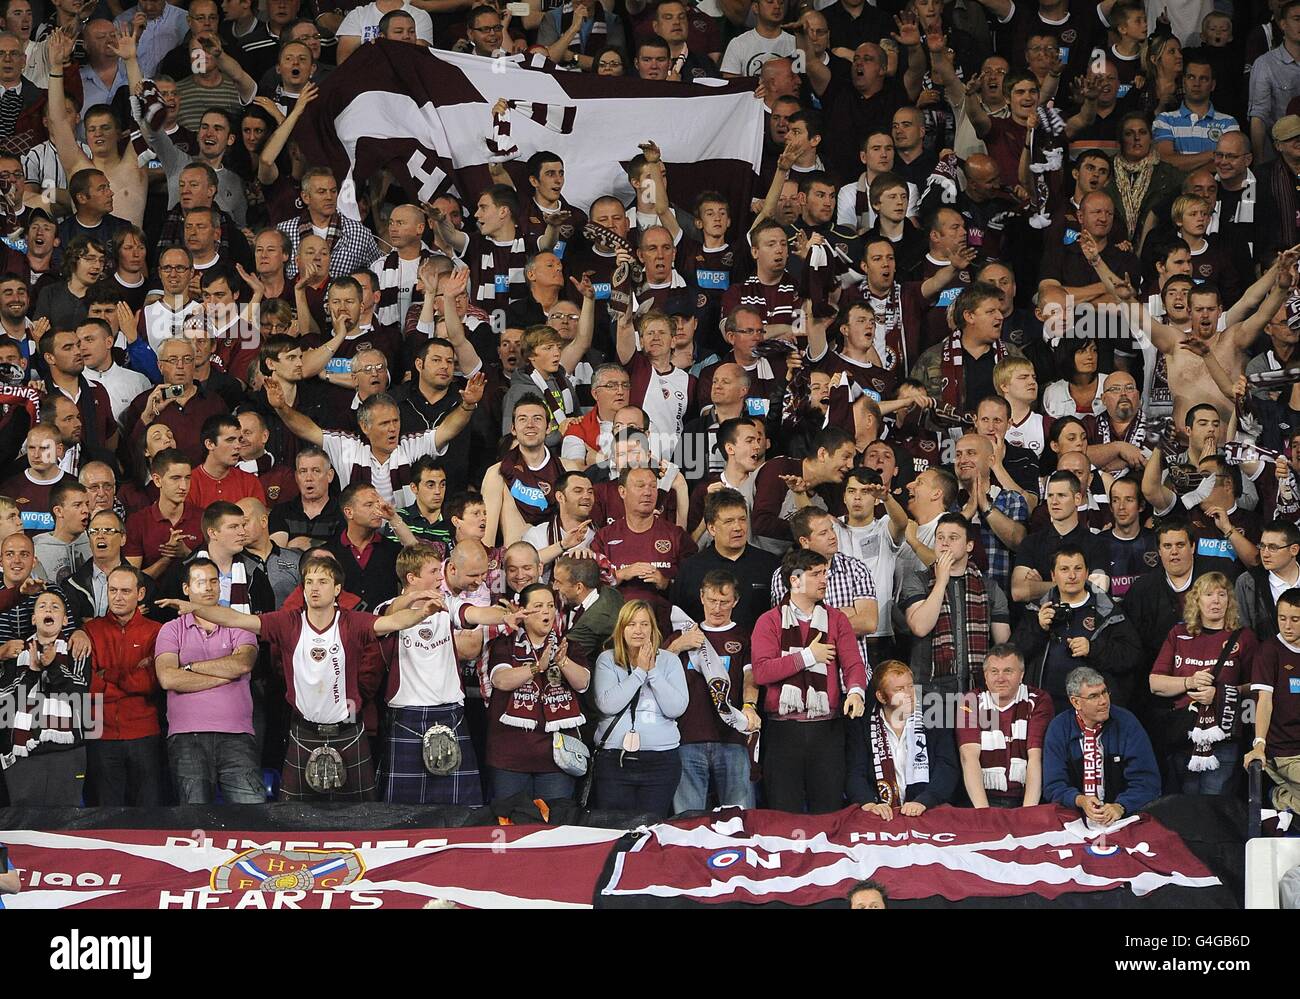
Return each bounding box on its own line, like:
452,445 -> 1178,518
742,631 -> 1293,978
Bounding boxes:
770,550 -> 877,669
968,486 -> 1029,593
278,214 -> 382,279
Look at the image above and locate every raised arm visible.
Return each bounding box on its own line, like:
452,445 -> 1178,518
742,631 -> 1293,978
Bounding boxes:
45,30 -> 93,178
1142,445 -> 1176,513
751,140 -> 797,231
927,31 -> 967,110
265,375 -> 325,445
432,371 -> 486,450
614,290 -> 637,365
427,204 -> 470,258
1223,252 -> 1287,326
205,34 -> 257,104
1232,250 -> 1298,351
438,265 -> 485,375
561,272 -> 597,374
892,14 -> 927,101
641,141 -> 680,242
259,83 -> 317,186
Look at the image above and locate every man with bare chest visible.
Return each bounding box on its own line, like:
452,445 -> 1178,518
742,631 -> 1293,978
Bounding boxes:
1084,234 -> 1296,428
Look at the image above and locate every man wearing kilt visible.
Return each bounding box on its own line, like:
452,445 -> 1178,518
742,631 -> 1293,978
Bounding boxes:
160,555 -> 445,802
374,543 -> 530,805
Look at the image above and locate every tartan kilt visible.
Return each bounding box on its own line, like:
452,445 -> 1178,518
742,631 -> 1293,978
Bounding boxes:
280,717 -> 375,802
379,703 -> 483,806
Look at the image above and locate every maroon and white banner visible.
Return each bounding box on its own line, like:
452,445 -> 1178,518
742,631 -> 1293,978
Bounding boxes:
0,825 -> 624,909
294,40 -> 764,220
600,805 -> 1221,904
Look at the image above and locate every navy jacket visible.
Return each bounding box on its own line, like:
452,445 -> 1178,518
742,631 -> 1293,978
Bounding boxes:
845,710 -> 959,808
1042,705 -> 1161,816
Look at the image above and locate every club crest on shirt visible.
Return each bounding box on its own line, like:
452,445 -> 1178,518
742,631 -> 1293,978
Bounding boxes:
1144,550 -> 1159,566
655,539 -> 672,553
538,482 -> 551,495
1199,264 -> 1213,277
1083,615 -> 1097,631
1061,28 -> 1077,43
310,646 -> 327,661
725,641 -> 742,654
418,627 -> 434,640
268,485 -> 281,500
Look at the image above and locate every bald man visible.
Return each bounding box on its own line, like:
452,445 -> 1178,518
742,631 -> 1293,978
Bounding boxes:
370,204 -> 430,327
955,431 -> 1029,593
1038,191 -> 1141,311
237,496 -> 301,606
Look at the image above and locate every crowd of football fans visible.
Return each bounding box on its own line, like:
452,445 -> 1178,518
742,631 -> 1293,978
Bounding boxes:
0,0 -> 1298,828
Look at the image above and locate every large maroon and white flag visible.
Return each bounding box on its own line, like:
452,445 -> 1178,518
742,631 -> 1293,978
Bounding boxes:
293,40 -> 764,221
0,825 -> 624,909
599,805 -> 1221,904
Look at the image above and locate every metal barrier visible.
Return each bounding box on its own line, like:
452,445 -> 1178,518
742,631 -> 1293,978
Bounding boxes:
1248,759 -> 1262,840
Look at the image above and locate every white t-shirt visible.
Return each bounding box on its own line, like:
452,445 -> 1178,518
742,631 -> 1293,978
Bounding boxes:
338,1 -> 434,44
387,594 -> 472,708
834,517 -> 902,638
720,28 -> 797,77
292,612 -> 349,723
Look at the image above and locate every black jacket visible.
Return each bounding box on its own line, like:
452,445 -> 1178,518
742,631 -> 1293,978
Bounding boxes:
1012,584 -> 1142,711
845,710 -> 959,808
324,534 -> 401,612
63,558 -> 157,623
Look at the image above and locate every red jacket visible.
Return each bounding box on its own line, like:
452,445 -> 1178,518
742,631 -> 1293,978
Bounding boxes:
87,610 -> 164,741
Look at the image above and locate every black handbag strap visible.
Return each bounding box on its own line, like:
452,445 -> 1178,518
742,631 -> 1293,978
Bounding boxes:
598,681 -> 643,752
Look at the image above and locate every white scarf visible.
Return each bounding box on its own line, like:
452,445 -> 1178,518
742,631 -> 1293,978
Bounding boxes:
669,606 -> 752,734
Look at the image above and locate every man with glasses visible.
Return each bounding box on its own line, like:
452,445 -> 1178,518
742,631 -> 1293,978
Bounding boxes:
464,4 -> 506,58
1237,520 -> 1300,641
78,462 -> 122,521
142,247 -> 202,351
561,362 -> 628,472
65,509 -> 136,619
1085,371 -> 1148,474
1043,666 -> 1160,826
0,31 -> 39,138
123,336 -> 231,465
1211,132 -> 1258,261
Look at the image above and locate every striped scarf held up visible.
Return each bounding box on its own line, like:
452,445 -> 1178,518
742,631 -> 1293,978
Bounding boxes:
929,566 -> 989,686
485,100 -> 577,163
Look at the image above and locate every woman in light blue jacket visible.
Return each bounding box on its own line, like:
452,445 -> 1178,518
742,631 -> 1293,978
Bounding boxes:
592,600 -> 688,818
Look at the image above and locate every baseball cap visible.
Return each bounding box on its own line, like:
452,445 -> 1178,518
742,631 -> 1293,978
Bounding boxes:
663,291 -> 705,322
1272,115 -> 1300,143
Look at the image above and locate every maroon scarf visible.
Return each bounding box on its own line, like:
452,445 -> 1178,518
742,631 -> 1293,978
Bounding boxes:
1187,629 -> 1241,773
498,629 -> 584,733
936,329 -> 1006,427
930,566 -> 989,682
1078,712 -> 1103,799
298,209 -> 341,253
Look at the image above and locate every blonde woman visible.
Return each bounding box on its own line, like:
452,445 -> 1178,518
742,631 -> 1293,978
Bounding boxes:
592,599 -> 688,818
1150,572 -> 1257,794
1140,33 -> 1183,117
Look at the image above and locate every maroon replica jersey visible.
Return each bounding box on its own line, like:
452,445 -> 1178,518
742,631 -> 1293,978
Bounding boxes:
719,272 -> 801,329
591,476 -> 678,528
675,622 -> 751,746
1253,637 -> 1300,757
592,515 -> 698,605
500,446 -> 561,526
